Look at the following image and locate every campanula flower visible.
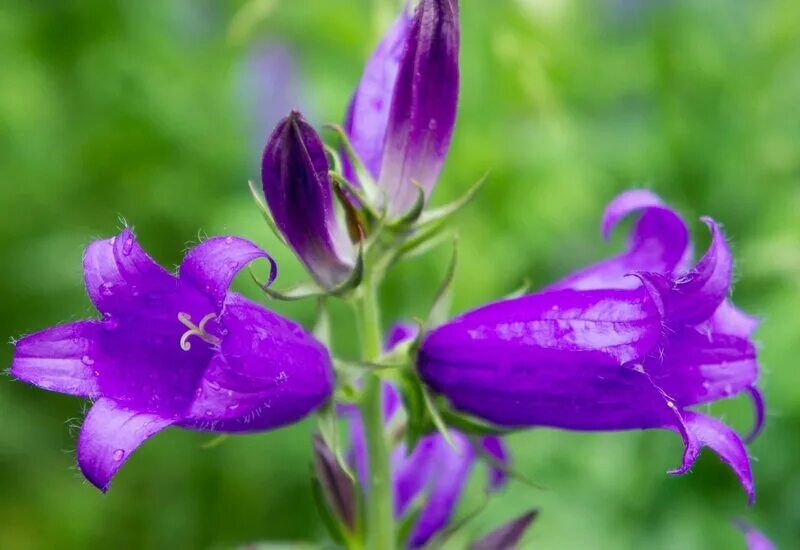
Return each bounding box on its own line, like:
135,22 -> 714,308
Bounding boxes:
262,110 -> 356,289
345,324 -> 509,548
418,191 -> 762,503
345,0 -> 460,216
11,228 -> 334,491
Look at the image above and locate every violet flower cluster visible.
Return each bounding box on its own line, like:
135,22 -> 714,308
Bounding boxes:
8,0 -> 775,547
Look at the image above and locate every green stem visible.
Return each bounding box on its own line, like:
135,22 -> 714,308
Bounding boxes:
356,274 -> 395,550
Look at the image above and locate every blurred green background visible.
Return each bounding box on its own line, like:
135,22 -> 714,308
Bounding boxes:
1,0 -> 798,547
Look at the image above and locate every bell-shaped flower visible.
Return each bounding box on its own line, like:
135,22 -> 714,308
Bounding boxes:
262,110 -> 356,289
418,192 -> 762,504
345,0 -> 460,217
11,229 -> 334,491
344,324 -> 508,548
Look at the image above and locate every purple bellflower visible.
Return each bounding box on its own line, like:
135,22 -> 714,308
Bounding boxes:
345,324 -> 509,548
418,191 -> 763,503
11,229 -> 334,491
345,0 -> 460,217
262,111 -> 357,289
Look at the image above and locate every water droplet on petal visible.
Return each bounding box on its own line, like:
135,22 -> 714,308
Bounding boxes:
81,355 -> 94,366
227,402 -> 239,411
428,119 -> 438,131
112,449 -> 125,461
224,236 -> 234,245
207,380 -> 220,391
225,260 -> 239,270
195,388 -> 203,397
205,410 -> 214,417
99,283 -> 114,297
130,286 -> 140,297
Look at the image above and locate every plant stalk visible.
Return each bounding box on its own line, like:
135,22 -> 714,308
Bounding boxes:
356,273 -> 395,550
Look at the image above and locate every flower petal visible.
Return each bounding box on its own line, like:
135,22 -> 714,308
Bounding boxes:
83,228 -> 177,316
262,111 -> 354,288
394,432 -> 474,548
11,321 -> 101,398
344,7 -> 413,182
551,190 -> 690,291
644,218 -> 733,326
385,322 -> 419,351
706,299 -> 760,338
733,518 -> 776,550
418,287 -> 664,428
744,385 -> 766,444
182,294 -> 333,432
179,236 -> 277,310
646,329 -> 759,408
480,435 -> 509,491
77,397 -> 174,492
666,410 -> 754,505
377,0 -> 460,216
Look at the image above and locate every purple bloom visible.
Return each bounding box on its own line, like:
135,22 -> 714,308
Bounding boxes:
346,324 -> 509,548
734,519 -> 776,550
345,0 -> 460,217
11,228 -> 334,491
262,111 -> 356,289
418,191 -> 762,503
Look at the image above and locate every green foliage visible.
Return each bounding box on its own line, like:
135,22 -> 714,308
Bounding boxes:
1,0 -> 798,548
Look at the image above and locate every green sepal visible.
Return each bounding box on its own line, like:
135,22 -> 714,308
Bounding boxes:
387,180 -> 426,228
252,246 -> 364,301
310,473 -> 350,546
317,400 -> 355,483
398,370 -> 433,452
324,123 -> 384,206
427,238 -> 458,328
200,434 -> 230,449
247,180 -> 286,245
396,492 -> 426,548
468,509 -> 539,550
416,174 -> 487,229
422,492 -> 492,550
440,408 -> 510,437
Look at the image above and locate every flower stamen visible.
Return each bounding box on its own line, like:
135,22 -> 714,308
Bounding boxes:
178,312 -> 221,351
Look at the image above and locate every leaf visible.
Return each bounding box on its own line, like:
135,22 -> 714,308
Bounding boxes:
469,509 -> 539,550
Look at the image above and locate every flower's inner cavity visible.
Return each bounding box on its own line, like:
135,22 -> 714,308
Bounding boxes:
178,312 -> 221,351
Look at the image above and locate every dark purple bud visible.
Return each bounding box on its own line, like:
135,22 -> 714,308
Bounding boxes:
312,433 -> 356,533
469,509 -> 539,550
262,111 -> 355,288
347,0 -> 460,216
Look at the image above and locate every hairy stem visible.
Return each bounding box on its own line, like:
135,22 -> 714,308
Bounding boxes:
356,273 -> 394,550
